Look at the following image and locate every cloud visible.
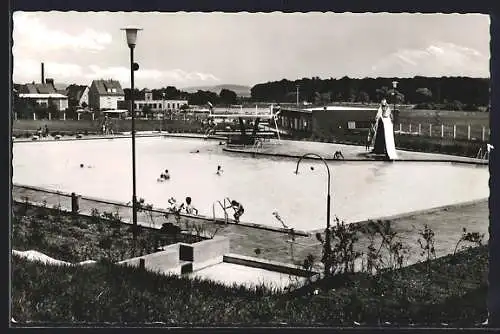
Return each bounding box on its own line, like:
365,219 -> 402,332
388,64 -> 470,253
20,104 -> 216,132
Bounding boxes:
371,42 -> 489,77
13,12 -> 112,52
13,59 -> 84,82
85,65 -> 220,85
13,58 -> 220,87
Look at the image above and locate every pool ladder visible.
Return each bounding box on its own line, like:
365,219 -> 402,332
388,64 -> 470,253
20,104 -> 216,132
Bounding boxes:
252,138 -> 264,153
476,145 -> 491,161
212,198 -> 230,224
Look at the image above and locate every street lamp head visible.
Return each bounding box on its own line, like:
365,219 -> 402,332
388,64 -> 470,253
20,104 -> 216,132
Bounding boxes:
392,80 -> 399,89
121,27 -> 142,48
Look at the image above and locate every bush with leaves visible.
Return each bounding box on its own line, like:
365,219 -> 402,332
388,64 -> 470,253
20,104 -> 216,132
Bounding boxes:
316,216 -> 362,277
416,224 -> 436,279
453,227 -> 484,256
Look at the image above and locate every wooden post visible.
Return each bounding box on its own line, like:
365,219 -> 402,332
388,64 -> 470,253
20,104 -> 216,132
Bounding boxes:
92,113 -> 95,121
453,124 -> 457,139
441,124 -> 444,138
429,124 -> 432,137
409,123 -> 412,133
482,126 -> 486,142
14,112 -> 17,120
48,112 -> 51,121
139,258 -> 145,270
418,123 -> 421,135
71,192 -> 79,214
33,113 -> 36,120
399,123 -> 402,132
63,113 -> 66,121
468,125 -> 471,140
77,113 -> 81,121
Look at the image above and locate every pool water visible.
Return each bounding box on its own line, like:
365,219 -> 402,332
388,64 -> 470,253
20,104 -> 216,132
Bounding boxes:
12,137 -> 489,231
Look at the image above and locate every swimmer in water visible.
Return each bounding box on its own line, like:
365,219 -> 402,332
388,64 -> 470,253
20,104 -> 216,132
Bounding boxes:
80,164 -> 84,168
159,169 -> 170,181
216,165 -> 223,175
190,149 -> 200,153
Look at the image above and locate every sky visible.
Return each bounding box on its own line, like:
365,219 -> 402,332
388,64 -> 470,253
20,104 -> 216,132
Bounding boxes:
12,12 -> 490,89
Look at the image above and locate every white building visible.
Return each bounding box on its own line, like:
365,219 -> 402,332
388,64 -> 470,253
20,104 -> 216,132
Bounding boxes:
18,93 -> 69,111
133,90 -> 188,112
88,79 -> 125,111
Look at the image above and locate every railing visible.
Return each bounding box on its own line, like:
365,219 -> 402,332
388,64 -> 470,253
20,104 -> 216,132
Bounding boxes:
395,122 -> 490,142
212,199 -> 230,224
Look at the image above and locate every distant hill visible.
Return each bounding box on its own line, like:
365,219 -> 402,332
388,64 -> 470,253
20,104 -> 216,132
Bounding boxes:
181,84 -> 251,97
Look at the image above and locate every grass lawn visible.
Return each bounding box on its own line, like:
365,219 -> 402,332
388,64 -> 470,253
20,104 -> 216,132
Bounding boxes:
12,202 -> 204,263
11,245 -> 488,326
11,202 -> 489,326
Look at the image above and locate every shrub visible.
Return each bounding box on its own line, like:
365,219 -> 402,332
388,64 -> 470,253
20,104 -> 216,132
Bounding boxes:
416,224 -> 436,278
316,216 -> 362,277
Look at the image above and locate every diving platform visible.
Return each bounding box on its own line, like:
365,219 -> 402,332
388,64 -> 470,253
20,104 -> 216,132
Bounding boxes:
206,105 -> 282,146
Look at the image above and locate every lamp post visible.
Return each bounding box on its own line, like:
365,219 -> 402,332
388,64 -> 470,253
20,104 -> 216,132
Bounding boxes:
296,84 -> 300,107
392,80 -> 399,116
294,153 -> 332,275
162,92 -> 165,133
121,27 -> 142,240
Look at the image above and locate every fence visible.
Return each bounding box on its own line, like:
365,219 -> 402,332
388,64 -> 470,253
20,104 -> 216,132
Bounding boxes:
11,184 -> 205,230
395,122 -> 491,142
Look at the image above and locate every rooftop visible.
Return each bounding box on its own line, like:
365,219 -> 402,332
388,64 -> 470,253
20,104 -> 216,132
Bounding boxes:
92,79 -> 124,96
18,93 -> 68,99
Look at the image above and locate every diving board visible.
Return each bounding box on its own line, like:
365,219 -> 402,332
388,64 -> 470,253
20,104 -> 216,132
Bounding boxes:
209,113 -> 275,120
207,105 -> 282,144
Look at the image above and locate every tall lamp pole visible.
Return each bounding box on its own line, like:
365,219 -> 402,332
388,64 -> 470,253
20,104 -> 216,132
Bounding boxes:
122,27 -> 142,240
162,92 -> 165,133
392,80 -> 399,117
296,84 -> 300,107
294,153 -> 332,275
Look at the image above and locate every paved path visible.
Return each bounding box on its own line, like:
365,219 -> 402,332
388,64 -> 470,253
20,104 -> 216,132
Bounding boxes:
224,139 -> 488,164
12,132 -> 226,143
13,184 -> 489,271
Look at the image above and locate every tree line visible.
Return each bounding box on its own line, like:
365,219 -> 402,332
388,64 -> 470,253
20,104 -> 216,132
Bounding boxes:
250,76 -> 490,111
123,87 -> 239,107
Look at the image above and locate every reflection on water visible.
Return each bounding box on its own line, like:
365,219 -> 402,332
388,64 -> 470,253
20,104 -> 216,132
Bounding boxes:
13,137 -> 489,231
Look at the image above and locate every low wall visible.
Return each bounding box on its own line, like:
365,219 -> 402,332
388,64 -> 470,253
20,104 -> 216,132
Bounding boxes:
12,119 -> 205,135
223,253 -> 317,278
118,244 -> 180,275
179,236 -> 229,264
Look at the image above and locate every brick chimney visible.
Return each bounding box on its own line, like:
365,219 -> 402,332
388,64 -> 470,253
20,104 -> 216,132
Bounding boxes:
41,62 -> 45,84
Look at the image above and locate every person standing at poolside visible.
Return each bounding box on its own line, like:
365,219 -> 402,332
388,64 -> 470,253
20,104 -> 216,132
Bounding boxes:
224,198 -> 244,223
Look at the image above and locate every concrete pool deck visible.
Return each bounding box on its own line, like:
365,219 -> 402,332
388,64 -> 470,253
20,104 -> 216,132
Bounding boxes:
223,139 -> 488,164
12,184 -> 489,272
12,131 -> 226,143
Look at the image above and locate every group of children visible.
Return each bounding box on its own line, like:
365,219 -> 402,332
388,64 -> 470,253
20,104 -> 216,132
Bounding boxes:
36,125 -> 49,138
167,195 -> 244,223
157,169 -> 171,182
156,160 -> 245,222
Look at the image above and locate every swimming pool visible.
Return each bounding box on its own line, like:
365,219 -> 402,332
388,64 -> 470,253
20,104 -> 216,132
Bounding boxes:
12,136 -> 489,231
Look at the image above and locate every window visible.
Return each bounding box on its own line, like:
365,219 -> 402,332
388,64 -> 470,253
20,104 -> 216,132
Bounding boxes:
348,121 -> 356,129
112,88 -> 116,93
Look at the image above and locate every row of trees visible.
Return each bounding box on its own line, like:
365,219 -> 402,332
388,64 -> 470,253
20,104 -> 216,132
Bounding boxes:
250,76 -> 490,110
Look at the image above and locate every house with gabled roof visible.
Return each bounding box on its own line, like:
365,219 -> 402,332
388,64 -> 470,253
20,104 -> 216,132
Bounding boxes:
65,84 -> 90,108
17,79 -> 69,111
88,79 -> 125,111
